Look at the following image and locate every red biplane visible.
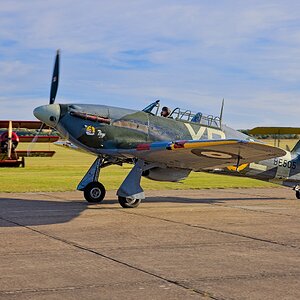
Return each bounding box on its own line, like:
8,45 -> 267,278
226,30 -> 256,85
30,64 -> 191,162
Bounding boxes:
0,120 -> 59,167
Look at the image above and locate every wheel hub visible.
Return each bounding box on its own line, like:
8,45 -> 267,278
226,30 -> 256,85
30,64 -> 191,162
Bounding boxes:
90,187 -> 101,199
126,198 -> 137,205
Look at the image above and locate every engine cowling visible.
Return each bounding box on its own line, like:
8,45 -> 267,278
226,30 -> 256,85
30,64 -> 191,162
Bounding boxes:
142,167 -> 191,182
0,131 -> 19,152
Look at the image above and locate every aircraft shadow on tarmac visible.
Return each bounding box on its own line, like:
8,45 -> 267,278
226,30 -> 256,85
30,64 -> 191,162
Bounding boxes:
143,195 -> 287,204
0,194 -> 287,227
0,197 -> 89,227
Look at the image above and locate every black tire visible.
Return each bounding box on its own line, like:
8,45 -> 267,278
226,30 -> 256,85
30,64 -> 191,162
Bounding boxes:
296,191 -> 300,199
118,196 -> 141,208
21,157 -> 25,168
84,182 -> 106,203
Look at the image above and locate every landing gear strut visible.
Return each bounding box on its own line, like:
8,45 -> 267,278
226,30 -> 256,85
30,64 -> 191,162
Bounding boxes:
77,157 -> 107,203
116,159 -> 146,208
78,157 -> 153,208
116,160 -> 158,208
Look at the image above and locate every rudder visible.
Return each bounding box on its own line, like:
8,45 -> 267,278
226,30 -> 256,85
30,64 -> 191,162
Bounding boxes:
292,140 -> 300,154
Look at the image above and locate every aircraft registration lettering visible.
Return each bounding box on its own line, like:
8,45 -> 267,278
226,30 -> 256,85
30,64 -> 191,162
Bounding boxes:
274,152 -> 292,179
274,158 -> 296,169
184,123 -> 225,140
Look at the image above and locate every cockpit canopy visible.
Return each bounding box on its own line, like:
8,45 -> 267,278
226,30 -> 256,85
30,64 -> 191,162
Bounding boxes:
142,100 -> 222,128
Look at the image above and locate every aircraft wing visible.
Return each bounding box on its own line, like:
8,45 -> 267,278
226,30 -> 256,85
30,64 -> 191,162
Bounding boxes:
134,139 -> 286,170
19,136 -> 59,143
249,127 -> 300,135
0,120 -> 52,130
16,151 -> 55,157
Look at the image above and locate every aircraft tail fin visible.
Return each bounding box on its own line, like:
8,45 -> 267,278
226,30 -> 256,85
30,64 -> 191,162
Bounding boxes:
291,140 -> 300,154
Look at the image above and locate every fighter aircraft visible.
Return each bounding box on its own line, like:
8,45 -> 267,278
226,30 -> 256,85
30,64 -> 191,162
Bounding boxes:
34,50 -> 299,208
0,120 -> 59,167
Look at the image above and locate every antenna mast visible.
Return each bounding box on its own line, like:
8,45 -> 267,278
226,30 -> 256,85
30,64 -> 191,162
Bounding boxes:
219,98 -> 224,125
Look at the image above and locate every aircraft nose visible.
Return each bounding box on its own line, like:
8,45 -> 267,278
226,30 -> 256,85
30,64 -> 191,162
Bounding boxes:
33,104 -> 61,127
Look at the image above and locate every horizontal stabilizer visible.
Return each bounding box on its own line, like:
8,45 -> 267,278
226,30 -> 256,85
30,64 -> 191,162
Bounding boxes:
292,140 -> 300,154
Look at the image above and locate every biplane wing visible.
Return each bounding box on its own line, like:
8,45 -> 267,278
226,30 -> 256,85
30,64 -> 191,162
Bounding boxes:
16,151 -> 56,157
135,139 -> 286,170
18,136 -> 59,143
249,127 -> 300,135
0,120 -> 53,130
248,126 -> 300,148
0,120 -> 58,165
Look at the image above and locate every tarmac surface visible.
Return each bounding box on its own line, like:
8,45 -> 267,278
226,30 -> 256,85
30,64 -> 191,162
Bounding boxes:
0,187 -> 300,299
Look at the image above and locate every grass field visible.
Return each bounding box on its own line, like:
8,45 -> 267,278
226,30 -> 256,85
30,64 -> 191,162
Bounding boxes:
0,141 -> 283,193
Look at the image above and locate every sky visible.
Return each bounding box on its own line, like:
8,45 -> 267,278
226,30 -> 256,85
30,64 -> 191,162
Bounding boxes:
1,0 -> 300,128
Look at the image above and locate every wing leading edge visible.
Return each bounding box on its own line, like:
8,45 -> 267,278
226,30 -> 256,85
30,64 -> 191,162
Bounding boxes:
134,139 -> 286,171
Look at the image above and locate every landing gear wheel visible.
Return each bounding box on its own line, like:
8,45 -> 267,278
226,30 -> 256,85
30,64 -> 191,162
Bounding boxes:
84,182 -> 106,203
21,157 -> 25,168
296,191 -> 300,199
118,196 -> 141,208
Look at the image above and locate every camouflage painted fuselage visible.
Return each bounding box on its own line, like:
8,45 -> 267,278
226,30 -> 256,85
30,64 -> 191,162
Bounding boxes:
210,151 -> 300,188
57,104 -> 247,151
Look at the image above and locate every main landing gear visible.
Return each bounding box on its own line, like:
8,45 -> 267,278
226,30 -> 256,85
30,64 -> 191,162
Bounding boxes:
77,157 -> 147,208
83,182 -> 106,203
118,196 -> 141,208
293,185 -> 300,199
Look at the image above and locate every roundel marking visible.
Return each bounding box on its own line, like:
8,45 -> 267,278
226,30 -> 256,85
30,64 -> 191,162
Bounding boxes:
200,151 -> 232,159
191,149 -> 239,160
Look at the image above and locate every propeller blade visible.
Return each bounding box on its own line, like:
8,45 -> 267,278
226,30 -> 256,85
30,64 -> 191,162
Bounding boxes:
26,123 -> 45,157
7,120 -> 12,159
50,49 -> 60,104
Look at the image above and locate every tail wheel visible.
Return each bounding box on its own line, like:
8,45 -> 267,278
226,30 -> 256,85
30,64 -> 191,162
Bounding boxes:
296,191 -> 300,199
118,196 -> 141,208
84,182 -> 106,203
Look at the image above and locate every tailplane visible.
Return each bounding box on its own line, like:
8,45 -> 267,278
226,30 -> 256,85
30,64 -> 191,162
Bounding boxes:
292,140 -> 300,154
